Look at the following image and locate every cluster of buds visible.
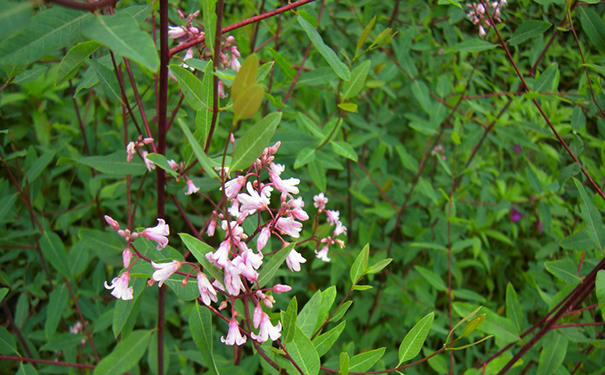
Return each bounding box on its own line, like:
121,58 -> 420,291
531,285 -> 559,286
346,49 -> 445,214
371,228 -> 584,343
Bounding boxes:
431,144 -> 446,160
168,10 -> 202,40
126,136 -> 154,170
313,194 -> 347,262
466,0 -> 507,37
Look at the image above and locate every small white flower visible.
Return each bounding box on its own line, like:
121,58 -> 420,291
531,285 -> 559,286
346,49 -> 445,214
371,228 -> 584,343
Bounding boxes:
197,271 -> 218,306
151,260 -> 181,287
221,317 -> 246,346
286,248 -> 306,272
140,219 -> 170,250
104,272 -> 134,300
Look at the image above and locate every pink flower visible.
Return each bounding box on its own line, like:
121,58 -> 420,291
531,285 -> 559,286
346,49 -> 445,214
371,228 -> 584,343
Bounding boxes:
104,215 -> 120,230
230,55 -> 241,71
223,261 -> 245,296
238,182 -> 271,215
141,150 -> 156,172
207,218 -> 217,237
221,317 -> 247,346
286,248 -> 306,272
140,219 -> 170,250
168,26 -> 187,39
182,48 -> 194,70
289,197 -> 309,221
104,272 -> 133,300
218,81 -> 227,98
206,240 -> 231,268
315,247 -> 331,262
197,271 -> 218,306
272,284 -> 292,293
185,177 -> 200,195
275,217 -> 302,238
251,310 -> 281,343
325,210 -> 340,226
151,260 -> 181,287
223,176 -> 247,200
257,227 -> 271,251
334,221 -> 347,236
168,159 -> 179,170
126,142 -> 136,162
313,193 -> 328,210
232,255 -> 258,283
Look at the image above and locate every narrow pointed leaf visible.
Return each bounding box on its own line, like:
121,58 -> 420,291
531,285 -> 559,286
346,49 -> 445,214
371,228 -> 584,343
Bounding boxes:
313,321 -> 346,356
232,54 -> 259,103
83,13 -> 159,72
257,242 -> 295,288
596,270 -> 605,321
45,285 -> 68,339
536,332 -> 568,375
230,112 -> 282,172
286,327 -> 321,375
40,231 -> 72,280
233,83 -> 264,121
349,347 -> 386,372
56,41 -> 101,85
179,233 -> 224,284
281,297 -> 298,344
350,244 -> 370,284
398,311 -> 434,364
170,65 -> 207,111
179,119 -> 219,179
573,178 -> 605,250
93,330 -> 151,375
297,15 -> 350,81
341,60 -> 371,99
189,302 -> 220,375
91,58 -> 122,103
340,352 -> 350,375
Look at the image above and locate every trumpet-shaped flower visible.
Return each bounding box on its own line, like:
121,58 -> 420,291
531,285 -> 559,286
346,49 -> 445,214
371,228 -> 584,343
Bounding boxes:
140,219 -> 170,250
275,217 -> 302,238
104,272 -> 133,300
313,193 -> 328,210
151,260 -> 181,287
315,247 -> 331,262
286,248 -> 306,272
256,227 -> 271,251
197,271 -> 218,306
238,182 -> 271,215
184,177 -> 200,195
221,317 -> 247,346
251,310 -> 282,343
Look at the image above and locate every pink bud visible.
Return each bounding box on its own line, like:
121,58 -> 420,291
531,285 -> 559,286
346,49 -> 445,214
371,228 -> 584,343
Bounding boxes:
257,227 -> 271,251
104,215 -> 120,230
272,284 -> 292,293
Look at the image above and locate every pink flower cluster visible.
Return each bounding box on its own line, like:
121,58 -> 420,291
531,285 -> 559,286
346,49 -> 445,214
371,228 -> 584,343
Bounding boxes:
125,136 -> 155,170
466,0 -> 507,37
312,194 -> 347,262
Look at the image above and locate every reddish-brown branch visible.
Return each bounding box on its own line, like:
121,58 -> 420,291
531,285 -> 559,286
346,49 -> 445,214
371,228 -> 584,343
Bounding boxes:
169,0 -> 318,58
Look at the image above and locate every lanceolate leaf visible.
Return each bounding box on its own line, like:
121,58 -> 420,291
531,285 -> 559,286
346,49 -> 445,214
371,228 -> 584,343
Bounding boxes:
230,112 -> 282,172
350,244 -> 369,284
331,141 -> 358,162
536,332 -> 568,375
93,330 -> 151,375
573,178 -> 605,251
257,243 -> 295,288
342,60 -> 371,99
56,41 -> 101,85
297,15 -> 351,81
349,347 -> 386,372
39,231 -> 72,280
0,8 -> 90,66
232,54 -> 259,103
398,312 -> 434,364
286,327 -> 321,375
0,0 -> 32,43
179,120 -> 219,179
189,302 -> 220,375
83,13 -> 159,72
169,65 -> 207,111
91,58 -> 122,103
45,285 -> 68,339
509,21 -> 552,46
579,8 -> 605,54
78,151 -> 146,176
281,297 -> 298,344
233,83 -> 264,122
596,270 -> 605,321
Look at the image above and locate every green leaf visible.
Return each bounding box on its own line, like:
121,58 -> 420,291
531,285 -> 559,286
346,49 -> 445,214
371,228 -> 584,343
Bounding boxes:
579,8 -> 605,54
179,233 -> 224,284
330,300 -> 352,322
201,0 -> 217,54
532,63 -> 558,92
340,352 -> 350,375
560,230 -> 593,250
350,244 -> 370,284
297,15 -> 350,81
545,259 -> 582,284
411,80 -> 432,115
230,112 -> 282,172
460,314 -> 485,338
113,278 -> 145,337
45,285 -> 68,339
0,325 -> 18,356
268,47 -> 296,79
356,16 -> 376,54
257,243 -> 295,288
349,347 -> 386,372
232,54 -> 259,103
583,63 -> 605,77
286,327 -> 321,375
0,0 -> 32,43
506,283 -> 524,333
294,148 -> 316,169
352,285 -> 373,291
509,21 -> 552,46
308,160 -> 327,192
337,102 -> 358,112
297,290 -> 322,337
573,178 -> 605,250
189,302 -> 220,375
170,65 -> 207,111
0,8 -> 90,66
342,60 -> 371,99
281,297 -> 298,344
415,266 -> 447,292
16,363 -> 37,375
26,150 -> 56,184
179,119 -> 219,179
56,41 -> 101,85
597,270 -> 605,321
78,151 -> 146,176
40,231 -> 72,280
233,83 -> 264,122
398,312 -> 434,364
0,288 -> 7,305
313,321 -> 345,356
331,141 -> 358,162
83,13 -> 159,72
367,258 -> 392,274
93,330 -> 151,375
91,58 -> 122,103
447,39 -> 497,53
536,332 -> 568,375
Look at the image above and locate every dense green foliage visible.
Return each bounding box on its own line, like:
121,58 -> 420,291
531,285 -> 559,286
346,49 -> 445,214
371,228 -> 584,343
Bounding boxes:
2,0 -> 605,374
